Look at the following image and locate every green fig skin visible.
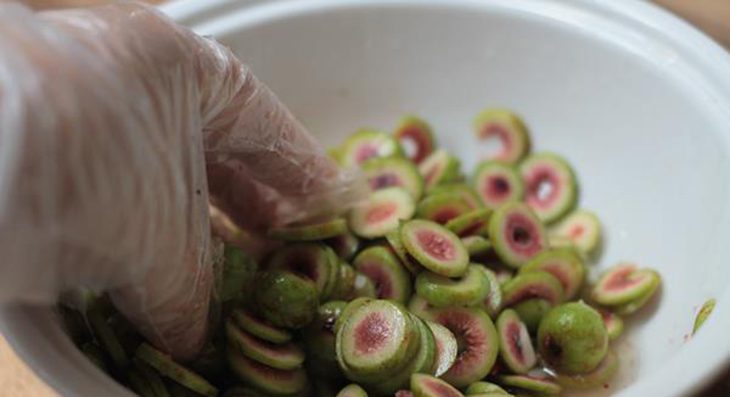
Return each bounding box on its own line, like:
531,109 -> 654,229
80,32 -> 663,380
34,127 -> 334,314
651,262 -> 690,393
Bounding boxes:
537,302 -> 608,375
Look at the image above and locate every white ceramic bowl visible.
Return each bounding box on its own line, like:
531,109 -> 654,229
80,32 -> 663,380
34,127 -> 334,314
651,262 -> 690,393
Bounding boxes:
2,1 -> 730,396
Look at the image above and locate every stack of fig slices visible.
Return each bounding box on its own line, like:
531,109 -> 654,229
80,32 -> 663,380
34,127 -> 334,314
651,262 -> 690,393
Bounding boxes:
315,110 -> 660,396
57,110 -> 663,397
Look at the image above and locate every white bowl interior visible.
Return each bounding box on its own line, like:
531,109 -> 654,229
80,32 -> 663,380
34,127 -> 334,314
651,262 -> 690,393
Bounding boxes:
3,1 -> 730,396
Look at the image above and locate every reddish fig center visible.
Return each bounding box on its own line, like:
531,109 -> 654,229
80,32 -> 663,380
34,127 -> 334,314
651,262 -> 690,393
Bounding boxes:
424,165 -> 440,184
423,379 -> 461,397
356,144 -> 379,164
479,122 -> 513,160
457,220 -> 485,237
507,322 -> 526,363
505,213 -> 542,256
416,230 -> 456,261
399,127 -> 430,163
433,207 -> 461,224
569,225 -> 585,240
486,175 -> 512,200
599,310 -> 613,326
543,263 -> 570,291
526,166 -> 560,209
506,285 -> 559,306
354,312 -> 390,355
360,263 -> 394,299
365,202 -> 398,224
370,173 -> 402,190
604,266 -> 642,291
437,311 -> 489,376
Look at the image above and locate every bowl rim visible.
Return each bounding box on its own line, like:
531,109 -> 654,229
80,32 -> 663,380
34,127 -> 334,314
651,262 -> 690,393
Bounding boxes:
3,1 -> 730,396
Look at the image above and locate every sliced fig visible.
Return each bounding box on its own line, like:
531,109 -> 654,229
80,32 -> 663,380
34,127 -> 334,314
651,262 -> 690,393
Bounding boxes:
353,245 -> 413,303
340,129 -> 404,168
597,309 -> 624,341
511,298 -> 552,334
393,115 -> 436,163
335,297 -> 374,335
409,315 -> 439,375
496,309 -> 536,374
445,209 -> 492,237
613,281 -> 661,316
464,381 -> 509,395
408,295 -> 436,321
302,301 -> 347,379
461,236 -> 492,259
475,266 -> 502,318
325,232 -> 361,261
419,149 -> 462,190
417,192 -> 474,225
231,309 -> 292,345
395,390 -> 414,397
364,156 -> 425,199
431,307 -> 499,388
227,349 -> 307,396
537,302 -> 608,375
472,161 -> 524,210
426,321 -> 458,377
488,202 -> 547,268
370,314 -> 437,395
266,242 -> 339,299
220,245 -> 259,303
87,304 -> 129,370
429,183 -> 483,210
225,320 -> 304,370
401,219 -> 469,278
473,108 -> 531,164
253,270 -> 319,329
693,298 -> 716,335
555,350 -> 619,389
386,227 -> 422,275
415,265 -> 490,307
336,299 -> 419,377
502,271 -> 564,308
135,343 -> 218,397
349,187 -> 416,238
550,209 -> 602,257
519,152 -> 577,224
268,218 -> 348,241
336,384 -> 368,397
352,271 -> 378,299
591,263 -> 661,307
330,262 -> 357,300
410,373 -> 464,397
496,373 -> 561,395
519,248 -> 585,299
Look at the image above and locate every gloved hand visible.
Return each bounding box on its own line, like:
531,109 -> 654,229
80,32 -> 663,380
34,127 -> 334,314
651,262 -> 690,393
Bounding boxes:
0,2 -> 361,360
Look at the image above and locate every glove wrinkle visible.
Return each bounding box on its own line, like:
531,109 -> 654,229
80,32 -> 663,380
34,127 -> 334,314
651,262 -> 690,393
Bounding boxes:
0,2 -> 363,360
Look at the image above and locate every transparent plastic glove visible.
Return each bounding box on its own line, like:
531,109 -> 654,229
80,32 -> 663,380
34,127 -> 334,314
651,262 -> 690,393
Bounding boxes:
0,2 -> 361,360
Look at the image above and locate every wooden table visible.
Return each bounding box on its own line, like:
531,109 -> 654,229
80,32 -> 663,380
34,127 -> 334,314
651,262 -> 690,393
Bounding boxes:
1,1 -> 729,396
